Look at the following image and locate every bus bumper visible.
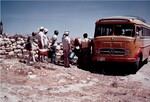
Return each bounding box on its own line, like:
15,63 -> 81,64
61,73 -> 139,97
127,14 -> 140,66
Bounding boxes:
92,56 -> 137,63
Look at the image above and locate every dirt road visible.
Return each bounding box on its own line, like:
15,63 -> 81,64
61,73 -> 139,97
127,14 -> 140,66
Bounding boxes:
0,57 -> 150,102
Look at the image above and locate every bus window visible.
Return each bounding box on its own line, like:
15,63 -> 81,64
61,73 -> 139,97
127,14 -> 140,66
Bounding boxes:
143,28 -> 150,36
95,24 -> 113,37
114,25 -> 123,36
95,24 -> 134,37
114,24 -> 134,37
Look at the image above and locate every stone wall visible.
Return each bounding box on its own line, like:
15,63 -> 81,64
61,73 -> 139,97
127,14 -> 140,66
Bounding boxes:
0,34 -> 30,58
0,34 -> 72,61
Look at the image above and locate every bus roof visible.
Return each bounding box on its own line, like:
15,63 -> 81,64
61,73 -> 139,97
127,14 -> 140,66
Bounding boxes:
97,16 -> 150,28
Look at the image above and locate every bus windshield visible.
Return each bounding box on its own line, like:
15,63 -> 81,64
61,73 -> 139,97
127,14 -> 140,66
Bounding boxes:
95,24 -> 135,37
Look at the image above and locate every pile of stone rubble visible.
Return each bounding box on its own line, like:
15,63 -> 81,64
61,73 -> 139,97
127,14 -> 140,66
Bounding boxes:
0,34 -> 26,58
0,34 -> 63,59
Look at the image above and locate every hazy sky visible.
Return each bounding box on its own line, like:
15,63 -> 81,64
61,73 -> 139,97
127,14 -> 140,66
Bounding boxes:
1,0 -> 150,41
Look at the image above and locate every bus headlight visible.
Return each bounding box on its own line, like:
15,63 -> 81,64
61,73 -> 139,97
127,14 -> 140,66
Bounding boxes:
124,49 -> 130,56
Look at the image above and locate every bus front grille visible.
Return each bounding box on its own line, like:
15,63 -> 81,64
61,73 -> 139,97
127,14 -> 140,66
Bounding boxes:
100,48 -> 125,55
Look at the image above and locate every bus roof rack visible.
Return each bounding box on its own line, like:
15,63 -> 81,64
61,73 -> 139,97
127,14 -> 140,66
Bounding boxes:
105,16 -> 146,23
124,15 -> 146,23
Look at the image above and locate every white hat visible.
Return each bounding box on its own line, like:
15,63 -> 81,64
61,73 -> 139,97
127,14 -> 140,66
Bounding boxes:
44,28 -> 48,32
39,26 -> 44,30
64,31 -> 69,35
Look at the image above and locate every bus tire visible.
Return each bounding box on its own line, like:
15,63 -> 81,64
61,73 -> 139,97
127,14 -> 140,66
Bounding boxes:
92,61 -> 103,73
92,61 -> 98,73
132,56 -> 141,74
144,58 -> 148,64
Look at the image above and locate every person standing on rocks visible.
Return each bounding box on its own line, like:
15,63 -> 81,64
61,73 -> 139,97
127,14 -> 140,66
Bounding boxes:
25,32 -> 38,64
62,31 -> 71,67
37,26 -> 45,61
37,26 -> 45,49
43,28 -> 49,49
51,30 -> 59,64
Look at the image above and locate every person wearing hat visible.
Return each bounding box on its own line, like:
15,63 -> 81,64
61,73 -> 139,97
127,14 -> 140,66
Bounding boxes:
50,30 -> 59,64
37,26 -> 45,61
62,31 -> 71,67
43,28 -> 49,49
37,26 -> 45,49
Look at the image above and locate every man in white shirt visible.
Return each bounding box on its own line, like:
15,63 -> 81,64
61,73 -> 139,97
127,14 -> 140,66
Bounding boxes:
62,31 -> 71,67
43,28 -> 49,48
37,26 -> 45,61
37,26 -> 45,49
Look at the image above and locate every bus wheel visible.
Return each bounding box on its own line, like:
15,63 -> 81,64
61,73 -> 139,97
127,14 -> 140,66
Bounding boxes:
92,61 -> 98,73
144,58 -> 148,64
132,56 -> 141,74
92,62 -> 103,73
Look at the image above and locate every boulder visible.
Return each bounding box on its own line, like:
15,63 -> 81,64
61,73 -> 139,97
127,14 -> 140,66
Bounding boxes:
0,38 -> 3,42
3,37 -> 9,41
0,41 -> 4,47
0,50 -> 6,55
10,38 -> 15,43
16,45 -> 24,49
14,49 -> 22,53
8,51 -> 15,56
5,47 -> 13,52
16,41 -> 22,45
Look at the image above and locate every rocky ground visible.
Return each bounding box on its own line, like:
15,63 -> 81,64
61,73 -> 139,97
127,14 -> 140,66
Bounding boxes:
0,57 -> 150,102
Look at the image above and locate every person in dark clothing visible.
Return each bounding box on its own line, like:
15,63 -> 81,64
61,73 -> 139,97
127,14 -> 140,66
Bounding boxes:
72,37 -> 82,66
25,32 -> 37,64
0,21 -> 3,34
81,33 -> 91,69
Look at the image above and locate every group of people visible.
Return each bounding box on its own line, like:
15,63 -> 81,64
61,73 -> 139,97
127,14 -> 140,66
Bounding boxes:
73,33 -> 92,69
61,32 -> 92,68
25,26 -> 92,68
25,26 -> 59,64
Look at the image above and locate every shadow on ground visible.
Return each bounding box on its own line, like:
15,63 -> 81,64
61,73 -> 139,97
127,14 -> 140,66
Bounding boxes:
78,62 -> 145,76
